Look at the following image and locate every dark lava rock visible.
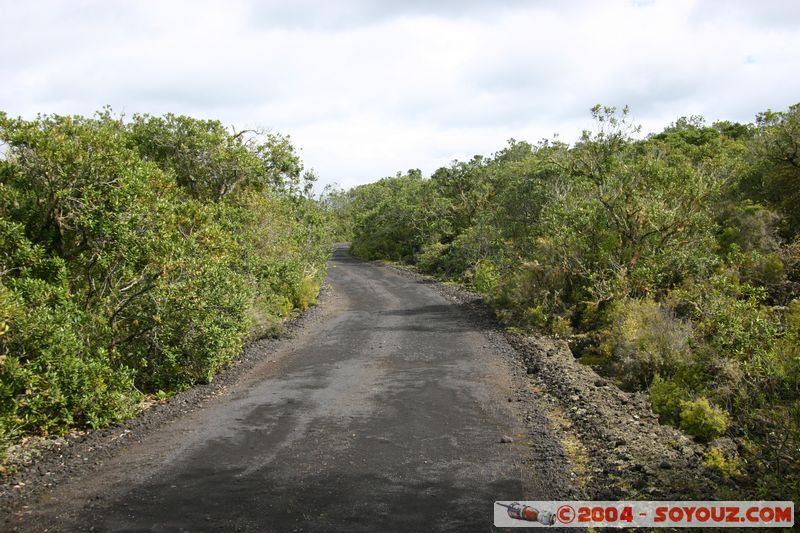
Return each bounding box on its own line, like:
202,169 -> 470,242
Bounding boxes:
567,334 -> 600,358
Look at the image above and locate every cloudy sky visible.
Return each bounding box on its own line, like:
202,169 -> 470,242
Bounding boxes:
2,0 -> 799,189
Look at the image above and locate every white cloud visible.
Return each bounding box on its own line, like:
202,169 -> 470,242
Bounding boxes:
1,0 -> 799,189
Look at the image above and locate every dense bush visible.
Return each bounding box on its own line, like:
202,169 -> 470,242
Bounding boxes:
650,374 -> 689,424
679,397 -> 730,442
470,259 -> 500,295
0,110 -> 332,456
342,102 -> 800,498
603,298 -> 692,390
703,447 -> 743,479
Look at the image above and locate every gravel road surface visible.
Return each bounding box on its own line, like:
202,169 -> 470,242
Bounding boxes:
8,247 -> 572,532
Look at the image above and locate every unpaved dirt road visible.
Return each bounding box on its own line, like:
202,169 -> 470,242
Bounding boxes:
9,248 -> 571,532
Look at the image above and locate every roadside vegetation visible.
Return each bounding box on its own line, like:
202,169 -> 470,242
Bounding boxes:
336,103 -> 800,499
0,110 -> 332,461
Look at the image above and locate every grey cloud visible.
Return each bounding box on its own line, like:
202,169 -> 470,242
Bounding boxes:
689,0 -> 800,30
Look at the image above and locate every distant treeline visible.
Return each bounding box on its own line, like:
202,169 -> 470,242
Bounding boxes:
334,104 -> 800,499
0,110 -> 333,458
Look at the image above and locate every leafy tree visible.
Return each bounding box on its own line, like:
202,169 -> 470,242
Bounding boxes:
350,172 -> 445,261
747,104 -> 800,237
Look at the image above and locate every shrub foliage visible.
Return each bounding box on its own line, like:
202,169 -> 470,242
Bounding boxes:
0,110 -> 332,453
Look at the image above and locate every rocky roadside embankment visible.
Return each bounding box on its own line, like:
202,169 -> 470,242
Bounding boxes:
385,262 -> 737,500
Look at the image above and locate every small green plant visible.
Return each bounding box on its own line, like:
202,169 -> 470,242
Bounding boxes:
523,305 -> 549,330
650,374 -> 689,425
294,275 -> 320,311
679,397 -> 730,441
416,242 -> 449,275
703,448 -> 743,478
604,298 -> 693,390
551,316 -> 573,338
472,260 -> 500,294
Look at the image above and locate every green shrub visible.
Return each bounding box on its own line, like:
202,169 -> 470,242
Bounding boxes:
416,225 -> 499,279
703,447 -> 743,478
650,374 -> 690,425
775,301 -> 800,396
416,242 -> 450,274
139,260 -> 251,388
670,274 -> 781,406
294,275 -> 320,311
716,202 -> 782,257
492,260 -> 570,330
247,293 -> 294,339
682,274 -> 778,360
471,260 -> 499,294
740,251 -> 785,287
0,110 -> 332,455
349,173 -> 442,262
604,298 -> 693,390
1,276 -> 140,436
551,316 -> 573,338
679,397 -> 730,441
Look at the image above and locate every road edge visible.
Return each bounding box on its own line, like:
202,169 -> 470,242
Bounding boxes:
0,280 -> 336,525
377,259 -> 736,501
